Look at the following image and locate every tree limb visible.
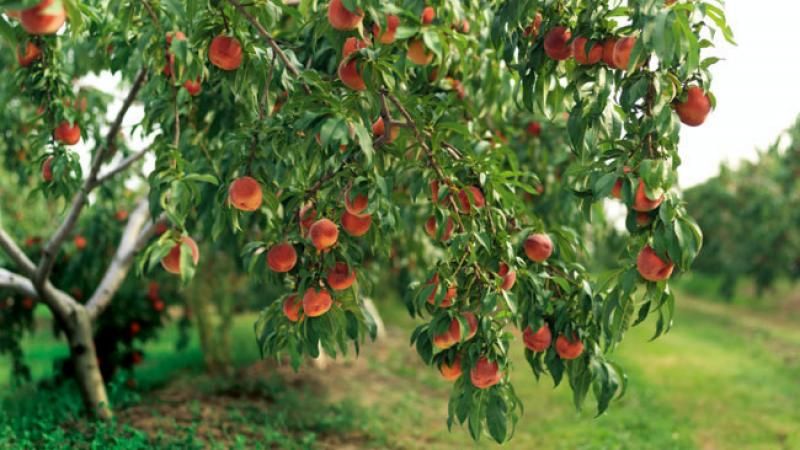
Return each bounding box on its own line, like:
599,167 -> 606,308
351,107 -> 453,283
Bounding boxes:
86,201 -> 166,320
95,146 -> 150,185
0,268 -> 37,298
36,69 -> 148,288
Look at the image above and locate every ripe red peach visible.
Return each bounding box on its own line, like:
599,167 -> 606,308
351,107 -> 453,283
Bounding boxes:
636,245 -> 674,281
498,262 -> 517,291
420,6 -> 435,25
613,37 -> 638,70
372,15 -> 400,44
456,186 -> 485,213
572,37 -> 603,65
555,334 -> 584,360
161,236 -> 200,275
54,122 -> 81,145
299,203 -> 317,236
344,189 -> 368,216
439,355 -> 462,381
674,86 -> 712,127
602,38 -> 618,67
425,216 -> 455,241
462,312 -> 478,340
470,357 -> 502,389
74,235 -> 87,250
163,31 -> 186,77
455,19 -> 470,34
432,319 -> 460,349
327,0 -> 363,31
611,166 -> 632,199
17,42 -> 42,67
267,242 -> 297,273
129,321 -> 141,336
632,179 -> 664,212
228,176 -> 263,212
342,36 -> 369,58
341,211 -> 372,237
302,287 -> 333,317
407,39 -> 433,65
208,35 -> 243,71
527,121 -> 541,137
309,218 -> 339,250
372,117 -> 399,143
41,157 -> 53,182
338,59 -> 366,91
543,26 -> 572,61
522,324 -> 552,352
524,233 -> 553,262
327,262 -> 356,291
426,274 -> 456,308
522,12 -> 543,39
283,294 -> 302,322
20,0 -> 66,35
183,79 -> 202,96
636,212 -> 653,228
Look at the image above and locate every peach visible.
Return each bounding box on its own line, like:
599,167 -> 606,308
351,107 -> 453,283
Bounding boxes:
522,324 -> 551,352
456,186 -> 485,213
327,0 -> 363,31
17,42 -> 42,67
555,334 -> 584,360
338,59 -> 366,90
430,179 -> 444,204
432,319 -> 460,349
161,236 -> 200,275
407,39 -> 433,65
41,156 -> 53,182
183,79 -> 202,96
613,37 -> 638,70
455,19 -> 470,34
54,122 -> 81,145
674,86 -> 711,126
544,26 -> 572,61
208,35 -> 242,71
20,0 -> 65,35
602,38 -> 618,67
283,294 -> 302,322
524,233 -> 553,262
327,262 -> 356,291
632,179 -> 664,212
341,210 -> 372,237
302,287 -> 333,317
636,212 -> 653,227
526,121 -> 541,137
152,300 -> 165,312
267,242 -> 297,273
74,235 -> 86,250
115,210 -> 128,222
163,31 -> 186,77
462,312 -> 478,340
129,321 -> 141,335
420,6 -> 435,25
148,282 -> 160,301
611,166 -> 632,199
636,245 -> 674,282
470,357 -> 502,389
439,355 -> 463,381
299,203 -> 317,235
372,15 -> 400,44
309,218 -> 339,250
447,78 -> 466,100
424,215 -> 454,241
522,12 -> 543,39
372,116 -> 399,143
344,189 -> 368,216
572,37 -> 602,65
498,262 -> 516,291
426,274 -> 456,308
228,176 -> 263,212
342,36 -> 369,58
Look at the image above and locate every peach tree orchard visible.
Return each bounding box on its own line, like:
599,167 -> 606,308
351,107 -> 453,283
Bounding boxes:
0,0 -> 731,443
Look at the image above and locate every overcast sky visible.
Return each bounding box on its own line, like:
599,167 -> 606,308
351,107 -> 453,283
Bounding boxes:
678,0 -> 800,187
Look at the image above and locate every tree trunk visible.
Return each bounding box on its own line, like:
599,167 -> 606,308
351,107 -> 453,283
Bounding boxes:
66,306 -> 112,419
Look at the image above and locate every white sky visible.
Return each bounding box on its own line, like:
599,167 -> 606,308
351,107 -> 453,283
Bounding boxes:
678,0 -> 800,187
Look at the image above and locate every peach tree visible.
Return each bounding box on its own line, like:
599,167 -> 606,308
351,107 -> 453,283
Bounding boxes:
0,0 -> 731,443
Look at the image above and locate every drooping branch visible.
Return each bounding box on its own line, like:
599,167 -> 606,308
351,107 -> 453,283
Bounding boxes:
95,145 -> 151,185
86,200 -> 166,320
36,68 -> 149,287
226,0 -> 312,94
0,268 -> 37,298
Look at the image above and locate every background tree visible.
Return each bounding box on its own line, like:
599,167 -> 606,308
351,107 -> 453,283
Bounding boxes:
0,0 -> 731,443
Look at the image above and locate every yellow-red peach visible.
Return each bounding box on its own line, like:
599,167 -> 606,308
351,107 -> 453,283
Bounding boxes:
309,218 -> 339,250
524,233 -> 553,262
161,236 -> 200,275
208,35 -> 242,71
163,31 -> 186,77
302,287 -> 333,317
338,59 -> 366,91
407,39 -> 433,65
183,79 -> 202,96
54,122 -> 80,145
425,216 -> 454,241
498,262 -> 517,290
283,294 -> 302,322
344,190 -> 368,216
522,324 -> 552,352
17,42 -> 42,67
632,179 -> 664,212
462,312 -> 478,340
544,26 -> 572,61
470,357 -> 502,389
602,38 -> 618,67
636,212 -> 653,228
20,0 -> 65,35
372,15 -> 400,44
267,242 -> 297,273
228,176 -> 263,212
420,6 -> 435,25
341,211 -> 372,237
555,334 -> 584,359
674,86 -> 711,127
372,117 -> 400,143
613,36 -> 638,70
342,36 -> 369,58
327,0 -> 363,31
522,12 -> 543,39
456,186 -> 485,213
432,319 -> 459,349
74,235 -> 86,250
439,355 -> 462,381
426,274 -> 456,307
299,203 -> 317,235
327,262 -> 356,291
636,245 -> 674,281
572,37 -> 603,65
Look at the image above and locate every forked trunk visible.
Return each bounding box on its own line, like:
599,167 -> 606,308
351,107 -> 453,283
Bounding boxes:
65,306 -> 112,419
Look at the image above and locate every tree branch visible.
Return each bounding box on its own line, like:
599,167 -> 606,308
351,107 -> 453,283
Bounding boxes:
36,69 -> 148,287
0,227 -> 37,276
86,201 -> 165,320
0,268 -> 37,298
95,146 -> 150,185
226,0 -> 312,94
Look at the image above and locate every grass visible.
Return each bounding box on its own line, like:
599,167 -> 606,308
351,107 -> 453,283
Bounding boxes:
2,284 -> 800,449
